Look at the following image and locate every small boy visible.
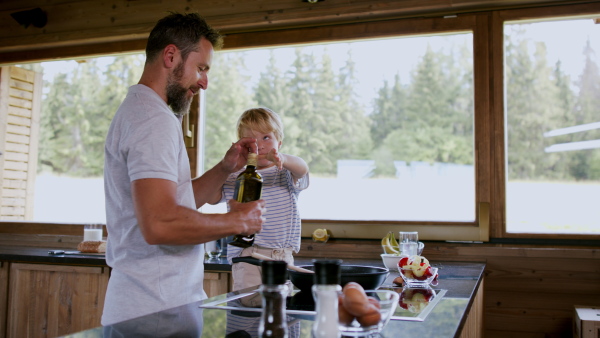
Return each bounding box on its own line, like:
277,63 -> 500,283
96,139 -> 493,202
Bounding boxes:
210,107 -> 309,293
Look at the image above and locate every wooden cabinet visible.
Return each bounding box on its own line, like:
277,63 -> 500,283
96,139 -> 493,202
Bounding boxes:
0,261 -> 8,337
459,277 -> 484,338
204,271 -> 232,298
7,263 -> 109,338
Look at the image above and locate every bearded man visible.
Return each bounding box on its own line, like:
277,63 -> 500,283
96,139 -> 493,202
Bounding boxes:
102,13 -> 265,325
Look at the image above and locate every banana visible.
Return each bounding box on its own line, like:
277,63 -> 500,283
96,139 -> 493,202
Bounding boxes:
381,232 -> 399,254
388,231 -> 399,248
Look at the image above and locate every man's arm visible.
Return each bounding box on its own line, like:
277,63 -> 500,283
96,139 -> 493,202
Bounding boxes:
132,178 -> 264,245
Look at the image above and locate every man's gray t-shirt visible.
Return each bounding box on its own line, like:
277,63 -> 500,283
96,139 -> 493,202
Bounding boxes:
102,84 -> 206,325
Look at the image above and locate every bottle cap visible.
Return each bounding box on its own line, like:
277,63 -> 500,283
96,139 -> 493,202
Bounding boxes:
261,260 -> 288,285
312,259 -> 342,285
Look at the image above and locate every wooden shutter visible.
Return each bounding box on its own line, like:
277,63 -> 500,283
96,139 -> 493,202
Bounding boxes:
0,66 -> 42,220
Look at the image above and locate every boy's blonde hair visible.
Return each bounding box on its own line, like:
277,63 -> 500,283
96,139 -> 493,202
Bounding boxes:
236,107 -> 284,142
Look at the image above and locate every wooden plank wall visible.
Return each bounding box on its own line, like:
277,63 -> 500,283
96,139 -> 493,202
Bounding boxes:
296,239 -> 600,338
0,67 -> 42,220
0,223 -> 104,249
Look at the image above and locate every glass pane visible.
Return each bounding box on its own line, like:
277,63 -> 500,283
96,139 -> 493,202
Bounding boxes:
201,33 -> 475,221
505,18 -> 600,234
7,56 -> 144,223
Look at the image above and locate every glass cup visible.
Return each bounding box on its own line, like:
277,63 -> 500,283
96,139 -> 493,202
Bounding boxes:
83,224 -> 103,242
205,238 -> 225,259
399,231 -> 425,256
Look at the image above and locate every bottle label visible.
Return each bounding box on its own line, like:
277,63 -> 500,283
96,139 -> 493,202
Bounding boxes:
233,177 -> 263,202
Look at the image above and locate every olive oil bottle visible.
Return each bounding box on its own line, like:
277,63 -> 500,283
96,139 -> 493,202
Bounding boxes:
230,152 -> 263,248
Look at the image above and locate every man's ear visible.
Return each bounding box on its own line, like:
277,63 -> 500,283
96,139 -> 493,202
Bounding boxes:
163,44 -> 179,68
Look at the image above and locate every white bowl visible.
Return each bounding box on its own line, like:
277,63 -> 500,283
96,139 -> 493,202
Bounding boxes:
380,253 -> 406,271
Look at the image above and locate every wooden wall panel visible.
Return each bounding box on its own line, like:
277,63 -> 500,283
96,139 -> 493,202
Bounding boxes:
203,272 -> 231,299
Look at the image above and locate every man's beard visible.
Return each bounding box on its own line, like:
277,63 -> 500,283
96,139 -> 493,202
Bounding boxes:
166,61 -> 193,115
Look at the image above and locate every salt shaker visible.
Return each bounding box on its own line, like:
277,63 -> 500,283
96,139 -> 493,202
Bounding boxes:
258,260 -> 289,338
311,259 -> 342,338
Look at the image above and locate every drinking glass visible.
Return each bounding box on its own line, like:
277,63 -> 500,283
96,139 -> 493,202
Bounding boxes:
83,224 -> 103,242
398,231 -> 425,256
205,238 -> 224,259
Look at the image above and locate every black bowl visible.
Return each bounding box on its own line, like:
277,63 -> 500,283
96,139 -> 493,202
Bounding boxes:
288,265 -> 389,293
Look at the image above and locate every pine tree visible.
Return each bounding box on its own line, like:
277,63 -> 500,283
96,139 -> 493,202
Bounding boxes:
370,73 -> 407,148
39,60 -> 105,176
204,53 -> 257,170
38,56 -> 143,177
570,39 -> 600,180
506,29 -> 571,180
372,44 -> 474,173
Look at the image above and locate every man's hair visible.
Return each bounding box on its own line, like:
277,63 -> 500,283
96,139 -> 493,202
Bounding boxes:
145,12 -> 223,63
237,107 -> 284,142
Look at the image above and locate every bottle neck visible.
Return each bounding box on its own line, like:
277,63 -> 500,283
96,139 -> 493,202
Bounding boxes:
247,153 -> 258,167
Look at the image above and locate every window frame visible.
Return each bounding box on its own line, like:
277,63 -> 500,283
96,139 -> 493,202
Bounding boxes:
490,3 -> 600,240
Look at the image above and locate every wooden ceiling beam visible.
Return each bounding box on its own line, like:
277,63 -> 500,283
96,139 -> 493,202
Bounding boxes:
0,0 -> 595,64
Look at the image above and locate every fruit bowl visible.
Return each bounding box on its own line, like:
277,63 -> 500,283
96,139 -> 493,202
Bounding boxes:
339,290 -> 399,337
399,267 -> 438,287
380,253 -> 404,271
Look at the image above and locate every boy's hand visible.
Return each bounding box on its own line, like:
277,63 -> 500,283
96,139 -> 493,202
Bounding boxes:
265,148 -> 284,170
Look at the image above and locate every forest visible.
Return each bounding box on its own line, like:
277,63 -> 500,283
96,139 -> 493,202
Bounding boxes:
34,29 -> 600,182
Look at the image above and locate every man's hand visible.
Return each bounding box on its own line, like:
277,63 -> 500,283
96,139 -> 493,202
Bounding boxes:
228,199 -> 266,236
221,137 -> 258,173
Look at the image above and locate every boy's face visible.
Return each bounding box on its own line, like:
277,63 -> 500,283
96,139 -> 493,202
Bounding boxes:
241,128 -> 281,166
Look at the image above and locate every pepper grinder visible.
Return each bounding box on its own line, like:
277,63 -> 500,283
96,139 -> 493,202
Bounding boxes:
258,260 -> 289,338
311,259 -> 342,338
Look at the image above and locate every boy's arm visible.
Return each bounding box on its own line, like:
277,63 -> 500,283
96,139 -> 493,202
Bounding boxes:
266,149 -> 308,182
280,153 -> 309,181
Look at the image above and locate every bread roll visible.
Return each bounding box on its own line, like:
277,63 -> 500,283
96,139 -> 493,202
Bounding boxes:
77,240 -> 106,253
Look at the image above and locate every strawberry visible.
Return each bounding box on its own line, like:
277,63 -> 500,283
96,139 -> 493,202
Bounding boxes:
398,257 -> 409,269
423,266 -> 433,277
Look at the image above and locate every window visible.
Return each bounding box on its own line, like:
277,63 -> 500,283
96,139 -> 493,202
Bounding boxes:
199,14 -> 492,242
200,33 -> 477,223
6,56 -> 144,224
504,17 -> 600,235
